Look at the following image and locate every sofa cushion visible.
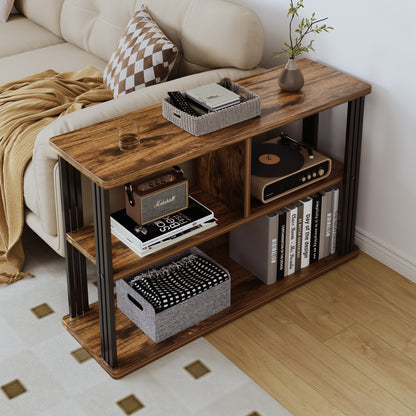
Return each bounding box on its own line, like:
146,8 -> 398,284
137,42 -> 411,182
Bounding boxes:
60,0 -> 137,63
0,15 -> 64,58
59,0 -> 263,78
14,0 -> 64,37
180,0 -> 264,74
103,5 -> 178,97
0,43 -> 107,83
0,0 -> 14,22
23,160 -> 39,216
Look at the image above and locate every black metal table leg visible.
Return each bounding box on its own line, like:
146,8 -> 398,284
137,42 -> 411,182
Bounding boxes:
58,157 -> 88,317
302,113 -> 319,148
92,183 -> 117,368
339,97 -> 365,255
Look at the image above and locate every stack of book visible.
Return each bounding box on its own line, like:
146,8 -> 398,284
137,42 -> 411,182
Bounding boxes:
185,82 -> 241,112
111,196 -> 216,257
230,186 -> 340,285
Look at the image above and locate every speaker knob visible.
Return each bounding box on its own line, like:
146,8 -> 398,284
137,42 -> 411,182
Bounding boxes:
307,174 -> 312,180
318,168 -> 325,176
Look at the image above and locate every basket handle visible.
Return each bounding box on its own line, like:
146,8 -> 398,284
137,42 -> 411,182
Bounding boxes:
127,294 -> 143,311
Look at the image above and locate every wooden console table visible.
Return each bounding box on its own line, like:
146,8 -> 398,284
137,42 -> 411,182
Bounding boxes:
49,59 -> 371,378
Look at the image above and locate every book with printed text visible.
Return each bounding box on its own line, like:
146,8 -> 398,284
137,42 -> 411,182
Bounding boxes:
110,196 -> 214,251
295,201 -> 304,272
300,197 -> 313,268
310,193 -> 322,264
113,219 -> 217,257
286,204 -> 298,276
330,186 -> 340,254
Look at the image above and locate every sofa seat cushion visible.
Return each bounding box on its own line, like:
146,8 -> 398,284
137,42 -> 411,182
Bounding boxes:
0,14 -> 64,58
23,160 -> 39,216
0,0 -> 14,22
0,43 -> 107,83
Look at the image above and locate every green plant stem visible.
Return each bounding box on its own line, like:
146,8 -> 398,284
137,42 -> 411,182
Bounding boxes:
289,1 -> 296,58
293,17 -> 328,53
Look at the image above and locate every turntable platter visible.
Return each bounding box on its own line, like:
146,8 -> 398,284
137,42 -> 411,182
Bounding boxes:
251,143 -> 304,178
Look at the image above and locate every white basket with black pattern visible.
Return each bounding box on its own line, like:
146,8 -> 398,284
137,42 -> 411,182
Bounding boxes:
116,247 -> 231,343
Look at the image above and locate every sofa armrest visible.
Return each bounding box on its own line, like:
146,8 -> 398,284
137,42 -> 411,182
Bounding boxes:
32,67 -> 262,235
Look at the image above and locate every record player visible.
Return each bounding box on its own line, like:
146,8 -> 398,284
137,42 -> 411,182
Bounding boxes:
251,134 -> 332,203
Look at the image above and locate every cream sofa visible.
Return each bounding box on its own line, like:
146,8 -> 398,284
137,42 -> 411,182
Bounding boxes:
0,0 -> 264,256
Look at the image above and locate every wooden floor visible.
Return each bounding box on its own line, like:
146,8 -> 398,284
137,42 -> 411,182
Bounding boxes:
206,252 -> 416,416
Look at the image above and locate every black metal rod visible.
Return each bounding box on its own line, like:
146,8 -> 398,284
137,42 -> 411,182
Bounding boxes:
339,97 -> 365,255
58,157 -> 88,317
302,113 -> 319,148
349,97 -> 365,251
92,183 -> 117,368
73,166 -> 89,313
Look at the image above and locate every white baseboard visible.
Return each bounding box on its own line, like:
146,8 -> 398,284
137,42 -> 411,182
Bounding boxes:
355,226 -> 416,283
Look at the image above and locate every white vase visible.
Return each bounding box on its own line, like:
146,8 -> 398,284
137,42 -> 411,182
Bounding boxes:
278,58 -> 304,92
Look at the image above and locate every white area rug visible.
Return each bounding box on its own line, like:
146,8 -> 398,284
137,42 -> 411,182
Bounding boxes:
0,228 -> 292,416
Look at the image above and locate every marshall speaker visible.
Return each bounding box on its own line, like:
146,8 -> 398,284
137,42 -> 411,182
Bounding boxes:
125,169 -> 188,225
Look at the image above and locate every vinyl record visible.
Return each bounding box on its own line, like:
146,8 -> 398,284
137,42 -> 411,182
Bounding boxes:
252,143 -> 304,177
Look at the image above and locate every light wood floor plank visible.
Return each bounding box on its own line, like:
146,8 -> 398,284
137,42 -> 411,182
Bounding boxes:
232,303 -> 415,416
341,252 -> 416,319
325,323 -> 416,412
207,323 -> 347,416
305,267 -> 399,325
365,311 -> 416,362
207,252 -> 416,415
306,259 -> 416,361
269,284 -> 355,342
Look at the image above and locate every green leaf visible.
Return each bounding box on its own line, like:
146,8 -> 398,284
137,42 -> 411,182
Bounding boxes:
272,1 -> 334,60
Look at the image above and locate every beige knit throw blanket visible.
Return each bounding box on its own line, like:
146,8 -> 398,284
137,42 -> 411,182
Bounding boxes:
0,66 -> 113,284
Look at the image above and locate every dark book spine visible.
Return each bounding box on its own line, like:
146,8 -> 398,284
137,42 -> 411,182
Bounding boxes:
310,193 -> 322,264
277,210 -> 286,280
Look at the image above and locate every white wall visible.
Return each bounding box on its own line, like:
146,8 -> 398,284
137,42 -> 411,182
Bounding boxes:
234,0 -> 416,280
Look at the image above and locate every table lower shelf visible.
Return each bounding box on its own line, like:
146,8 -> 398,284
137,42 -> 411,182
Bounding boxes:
63,243 -> 359,379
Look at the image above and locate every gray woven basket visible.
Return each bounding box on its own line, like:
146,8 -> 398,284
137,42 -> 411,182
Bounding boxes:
162,82 -> 261,136
116,247 -> 230,343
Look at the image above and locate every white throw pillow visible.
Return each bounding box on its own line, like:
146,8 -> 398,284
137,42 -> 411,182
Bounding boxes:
0,0 -> 14,22
103,5 -> 178,98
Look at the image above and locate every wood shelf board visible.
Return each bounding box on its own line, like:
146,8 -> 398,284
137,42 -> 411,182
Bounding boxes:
63,244 -> 359,379
49,59 -> 370,189
67,190 -> 242,280
67,161 -> 343,280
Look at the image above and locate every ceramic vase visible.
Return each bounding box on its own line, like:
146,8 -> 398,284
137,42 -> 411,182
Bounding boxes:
278,57 -> 304,92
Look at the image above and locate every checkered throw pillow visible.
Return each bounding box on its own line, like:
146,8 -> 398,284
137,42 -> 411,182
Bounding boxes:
103,5 -> 178,98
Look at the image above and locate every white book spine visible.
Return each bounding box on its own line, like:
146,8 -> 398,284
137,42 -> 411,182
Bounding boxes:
112,221 -> 217,257
110,208 -> 214,250
330,187 -> 340,254
111,227 -> 148,256
287,205 -> 297,275
301,198 -> 313,268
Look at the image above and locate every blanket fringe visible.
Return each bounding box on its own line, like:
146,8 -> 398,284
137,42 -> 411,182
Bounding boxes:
0,272 -> 35,285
